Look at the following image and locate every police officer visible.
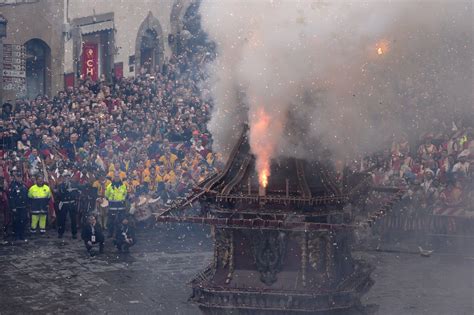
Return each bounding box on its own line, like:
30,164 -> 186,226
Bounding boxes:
28,175 -> 52,235
57,171 -> 81,239
105,172 -> 128,238
8,172 -> 28,241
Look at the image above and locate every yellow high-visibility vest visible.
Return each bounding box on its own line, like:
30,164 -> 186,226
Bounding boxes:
28,184 -> 52,199
105,182 -> 127,201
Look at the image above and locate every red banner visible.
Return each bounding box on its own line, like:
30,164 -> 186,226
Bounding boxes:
114,62 -> 123,80
64,72 -> 75,88
81,43 -> 98,81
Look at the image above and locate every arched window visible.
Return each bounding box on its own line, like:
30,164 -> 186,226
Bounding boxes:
140,29 -> 160,74
24,38 -> 51,99
135,13 -> 164,75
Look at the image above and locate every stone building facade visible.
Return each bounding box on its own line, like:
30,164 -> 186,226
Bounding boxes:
0,0 -> 64,101
1,0 -> 199,102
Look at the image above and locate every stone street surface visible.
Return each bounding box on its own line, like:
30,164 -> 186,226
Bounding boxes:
0,224 -> 211,315
0,225 -> 473,315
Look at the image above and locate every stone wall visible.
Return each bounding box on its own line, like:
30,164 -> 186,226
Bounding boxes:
1,0 -> 64,100
66,0 -> 179,78
1,0 -> 196,100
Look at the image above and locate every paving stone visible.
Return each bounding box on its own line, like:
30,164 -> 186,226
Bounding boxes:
0,225 -> 472,314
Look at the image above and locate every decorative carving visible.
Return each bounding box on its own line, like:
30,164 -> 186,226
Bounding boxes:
325,234 -> 333,278
307,232 -> 321,271
301,232 -> 308,286
252,231 -> 287,285
214,228 -> 232,270
225,230 -> 234,284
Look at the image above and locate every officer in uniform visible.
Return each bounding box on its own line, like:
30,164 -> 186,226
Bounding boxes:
104,172 -> 127,238
57,171 -> 81,239
8,172 -> 28,241
28,175 -> 52,235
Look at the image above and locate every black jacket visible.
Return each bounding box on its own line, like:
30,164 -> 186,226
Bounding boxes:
115,224 -> 136,243
81,223 -> 105,243
8,181 -> 29,209
57,181 -> 81,202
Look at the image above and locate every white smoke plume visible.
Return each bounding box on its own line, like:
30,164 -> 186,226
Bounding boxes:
200,0 -> 473,167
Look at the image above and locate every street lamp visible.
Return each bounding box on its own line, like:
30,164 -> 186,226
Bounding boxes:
0,14 -> 7,105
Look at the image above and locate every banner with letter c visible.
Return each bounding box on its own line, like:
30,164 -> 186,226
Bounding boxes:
81,43 -> 98,81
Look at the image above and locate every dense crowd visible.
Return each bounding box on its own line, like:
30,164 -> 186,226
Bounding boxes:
366,121 -> 473,216
0,34 -> 472,251
0,39 -> 222,251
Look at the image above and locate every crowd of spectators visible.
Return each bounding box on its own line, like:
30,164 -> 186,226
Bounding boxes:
0,26 -> 472,242
366,120 -> 473,217
0,38 -> 223,237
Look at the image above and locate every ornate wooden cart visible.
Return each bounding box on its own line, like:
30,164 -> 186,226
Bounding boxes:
156,128 -> 402,314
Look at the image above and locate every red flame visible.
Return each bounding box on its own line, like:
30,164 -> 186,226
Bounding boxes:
260,164 -> 269,188
375,39 -> 390,56
250,108 -> 272,188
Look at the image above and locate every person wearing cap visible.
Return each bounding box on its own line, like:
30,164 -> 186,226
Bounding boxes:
452,150 -> 470,177
104,172 -> 128,237
56,170 -> 81,239
28,175 -> 52,235
114,216 -> 135,253
81,215 -> 104,256
8,172 -> 29,241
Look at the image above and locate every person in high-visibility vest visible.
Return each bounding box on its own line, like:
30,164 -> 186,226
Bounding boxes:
104,172 -> 127,238
28,175 -> 52,235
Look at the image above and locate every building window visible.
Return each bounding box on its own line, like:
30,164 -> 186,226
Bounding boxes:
25,38 -> 50,99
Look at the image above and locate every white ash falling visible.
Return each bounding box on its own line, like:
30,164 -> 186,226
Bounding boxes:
201,0 -> 473,168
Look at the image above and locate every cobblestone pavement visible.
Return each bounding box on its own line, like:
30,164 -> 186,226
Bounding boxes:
0,225 -> 472,315
362,250 -> 474,315
0,224 -> 212,315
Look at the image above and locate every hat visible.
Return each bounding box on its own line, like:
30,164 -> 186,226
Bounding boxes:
424,169 -> 435,176
62,170 -> 72,177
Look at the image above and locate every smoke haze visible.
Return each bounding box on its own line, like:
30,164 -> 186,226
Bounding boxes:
200,0 -> 473,163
